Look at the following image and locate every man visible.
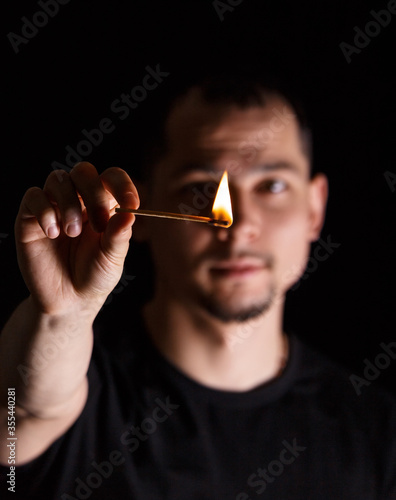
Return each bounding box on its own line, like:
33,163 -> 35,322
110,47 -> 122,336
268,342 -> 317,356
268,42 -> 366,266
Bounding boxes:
0,73 -> 395,499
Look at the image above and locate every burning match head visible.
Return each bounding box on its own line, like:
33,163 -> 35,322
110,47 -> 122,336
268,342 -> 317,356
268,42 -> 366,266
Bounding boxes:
212,171 -> 233,227
210,219 -> 233,228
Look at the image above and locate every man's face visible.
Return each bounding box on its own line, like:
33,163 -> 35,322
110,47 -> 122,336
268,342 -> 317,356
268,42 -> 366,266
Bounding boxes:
140,88 -> 327,323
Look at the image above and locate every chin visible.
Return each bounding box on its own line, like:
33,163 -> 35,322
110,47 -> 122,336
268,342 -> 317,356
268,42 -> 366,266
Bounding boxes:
199,287 -> 277,324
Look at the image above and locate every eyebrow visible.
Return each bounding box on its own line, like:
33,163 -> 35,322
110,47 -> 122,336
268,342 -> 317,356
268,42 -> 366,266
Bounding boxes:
250,162 -> 301,174
171,161 -> 301,178
170,162 -> 217,180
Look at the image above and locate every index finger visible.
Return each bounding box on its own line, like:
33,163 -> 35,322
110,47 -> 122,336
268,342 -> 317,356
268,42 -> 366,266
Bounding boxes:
100,167 -> 140,210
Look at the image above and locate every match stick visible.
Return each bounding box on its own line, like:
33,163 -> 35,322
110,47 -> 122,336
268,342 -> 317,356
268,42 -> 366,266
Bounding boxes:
115,208 -> 231,227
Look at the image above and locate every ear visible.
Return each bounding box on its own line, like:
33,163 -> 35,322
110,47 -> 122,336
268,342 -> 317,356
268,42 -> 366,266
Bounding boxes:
307,173 -> 328,242
131,180 -> 150,242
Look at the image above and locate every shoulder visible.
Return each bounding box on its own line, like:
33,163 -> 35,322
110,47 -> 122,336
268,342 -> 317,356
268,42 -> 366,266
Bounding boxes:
291,334 -> 396,427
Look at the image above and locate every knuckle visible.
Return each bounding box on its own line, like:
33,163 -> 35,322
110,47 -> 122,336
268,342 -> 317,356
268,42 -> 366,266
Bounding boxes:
45,169 -> 70,188
70,161 -> 96,178
103,166 -> 125,175
101,166 -> 130,185
19,187 -> 54,220
24,186 -> 43,202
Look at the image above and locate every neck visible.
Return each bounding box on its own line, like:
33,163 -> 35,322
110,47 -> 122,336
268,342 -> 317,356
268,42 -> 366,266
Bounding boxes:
143,289 -> 288,392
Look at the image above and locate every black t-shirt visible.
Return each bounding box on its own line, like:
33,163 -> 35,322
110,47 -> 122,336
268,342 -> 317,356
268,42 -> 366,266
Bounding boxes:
1,326 -> 396,500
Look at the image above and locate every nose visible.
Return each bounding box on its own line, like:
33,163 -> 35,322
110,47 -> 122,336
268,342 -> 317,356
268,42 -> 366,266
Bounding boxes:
215,189 -> 261,243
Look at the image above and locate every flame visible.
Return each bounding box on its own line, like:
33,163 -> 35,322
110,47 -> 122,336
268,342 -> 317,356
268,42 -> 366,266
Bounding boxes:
212,171 -> 233,227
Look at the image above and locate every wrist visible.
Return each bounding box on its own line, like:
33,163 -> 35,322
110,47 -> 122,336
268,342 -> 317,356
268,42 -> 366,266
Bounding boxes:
26,295 -> 99,330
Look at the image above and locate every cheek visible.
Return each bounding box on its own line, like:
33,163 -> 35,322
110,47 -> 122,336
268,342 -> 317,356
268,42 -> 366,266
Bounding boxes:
268,209 -> 312,289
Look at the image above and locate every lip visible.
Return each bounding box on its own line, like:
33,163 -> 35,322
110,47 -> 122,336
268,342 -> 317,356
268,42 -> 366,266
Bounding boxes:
209,258 -> 267,279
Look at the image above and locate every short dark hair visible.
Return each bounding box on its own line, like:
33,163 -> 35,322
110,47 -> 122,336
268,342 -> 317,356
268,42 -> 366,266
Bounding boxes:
136,68 -> 313,181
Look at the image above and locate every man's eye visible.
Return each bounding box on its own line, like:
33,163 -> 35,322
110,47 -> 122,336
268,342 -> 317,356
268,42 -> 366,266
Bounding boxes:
258,179 -> 287,194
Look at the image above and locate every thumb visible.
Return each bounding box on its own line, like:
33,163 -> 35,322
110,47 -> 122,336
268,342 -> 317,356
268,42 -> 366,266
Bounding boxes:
100,212 -> 135,263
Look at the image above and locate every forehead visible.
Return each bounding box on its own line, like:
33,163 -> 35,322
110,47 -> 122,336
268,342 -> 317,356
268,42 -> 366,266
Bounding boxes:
155,88 -> 309,180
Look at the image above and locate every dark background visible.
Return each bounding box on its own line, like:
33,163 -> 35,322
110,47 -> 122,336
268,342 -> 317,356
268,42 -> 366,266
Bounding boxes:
2,0 -> 395,394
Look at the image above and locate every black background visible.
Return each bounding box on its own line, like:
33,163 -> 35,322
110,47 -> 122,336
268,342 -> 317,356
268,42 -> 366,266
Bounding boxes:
2,0 -> 396,394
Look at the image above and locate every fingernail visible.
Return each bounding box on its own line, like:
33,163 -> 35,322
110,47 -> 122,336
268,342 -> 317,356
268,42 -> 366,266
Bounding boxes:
47,223 -> 59,239
66,221 -> 81,237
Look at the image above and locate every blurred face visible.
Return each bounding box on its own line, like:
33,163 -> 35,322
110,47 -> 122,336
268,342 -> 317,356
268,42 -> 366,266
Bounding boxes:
140,88 -> 327,323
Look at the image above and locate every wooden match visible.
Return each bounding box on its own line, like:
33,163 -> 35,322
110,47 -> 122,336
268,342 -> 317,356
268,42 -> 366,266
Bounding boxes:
115,208 -> 232,227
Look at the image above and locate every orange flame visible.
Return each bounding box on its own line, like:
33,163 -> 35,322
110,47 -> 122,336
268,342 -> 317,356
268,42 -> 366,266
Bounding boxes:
212,171 -> 233,228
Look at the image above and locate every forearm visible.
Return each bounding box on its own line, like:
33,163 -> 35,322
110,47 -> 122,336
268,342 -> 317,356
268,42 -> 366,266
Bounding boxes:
0,295 -> 96,418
